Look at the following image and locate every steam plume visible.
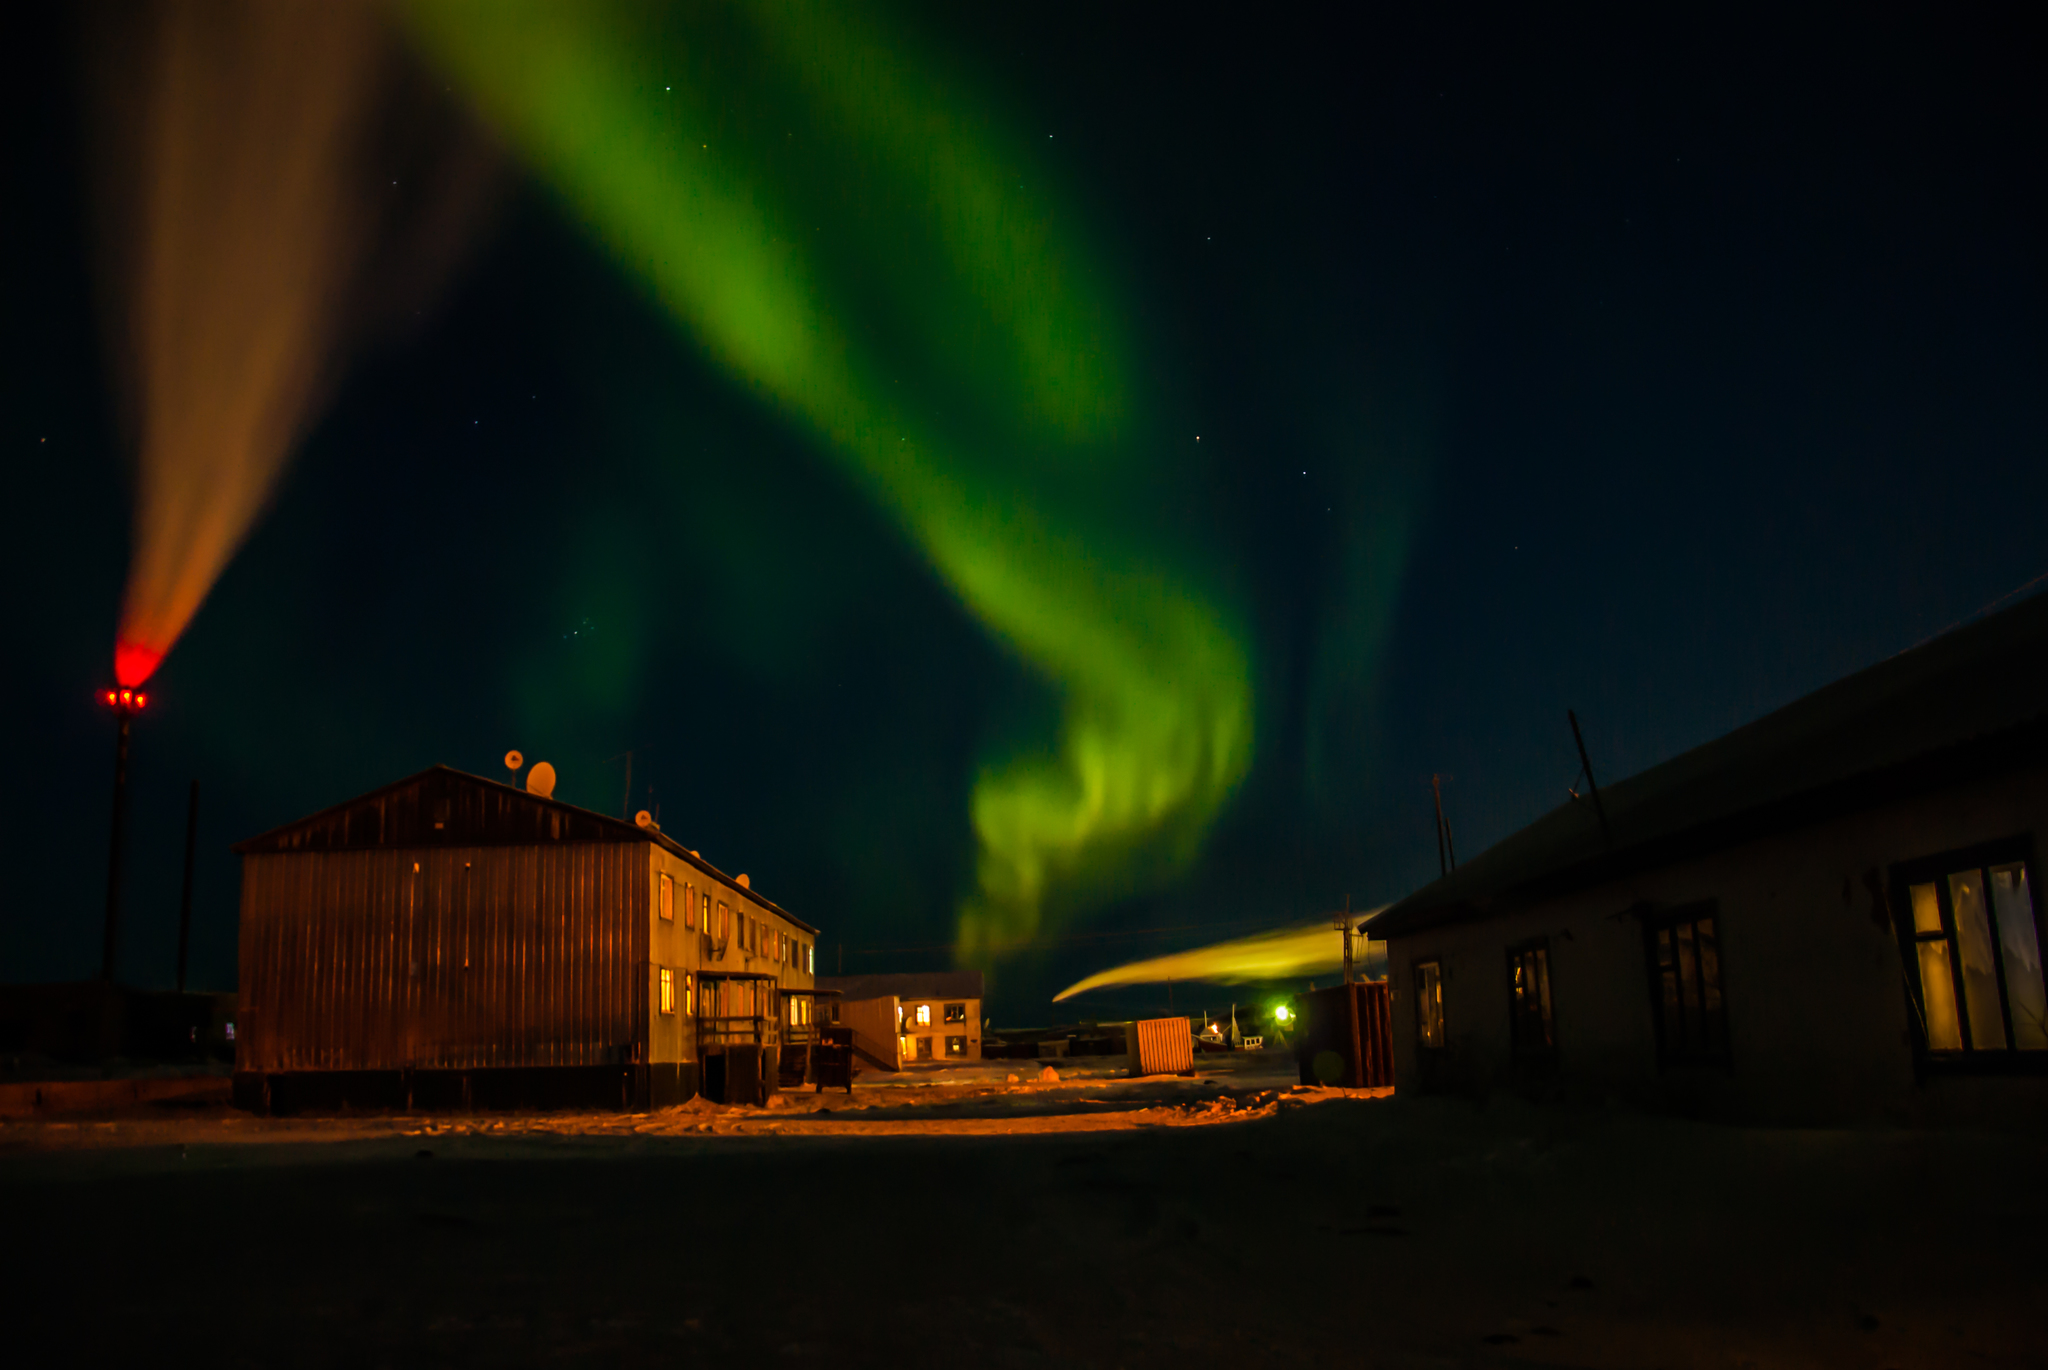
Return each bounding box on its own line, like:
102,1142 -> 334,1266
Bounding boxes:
93,1 -> 493,686
1052,913 -> 1386,1002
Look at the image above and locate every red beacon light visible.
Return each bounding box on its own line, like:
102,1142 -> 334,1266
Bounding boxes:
101,687 -> 147,714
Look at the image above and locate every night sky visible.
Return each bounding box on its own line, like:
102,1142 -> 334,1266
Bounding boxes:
3,5 -> 2042,1022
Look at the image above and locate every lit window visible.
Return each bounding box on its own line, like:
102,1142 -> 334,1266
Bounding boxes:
914,1003 -> 932,1027
806,944 -> 814,974
1507,941 -> 1554,1053
684,883 -> 696,929
945,1035 -> 967,1057
1897,845 -> 2047,1055
685,972 -> 694,1016
1414,960 -> 1444,1048
660,873 -> 674,922
943,1002 -> 966,1024
1643,907 -> 1727,1065
699,891 -> 709,930
659,967 -> 676,1014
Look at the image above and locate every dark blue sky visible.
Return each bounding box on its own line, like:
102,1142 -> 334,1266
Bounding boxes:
3,5 -> 2041,1019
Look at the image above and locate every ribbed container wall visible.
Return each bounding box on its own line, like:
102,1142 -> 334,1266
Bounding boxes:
1129,1017 -> 1196,1076
238,846 -> 647,1072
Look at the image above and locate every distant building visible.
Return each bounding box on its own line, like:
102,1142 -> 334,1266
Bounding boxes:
816,971 -> 984,1063
1369,596 -> 2048,1126
231,766 -> 817,1111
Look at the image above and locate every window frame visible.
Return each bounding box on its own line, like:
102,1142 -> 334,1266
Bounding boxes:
945,1035 -> 967,1057
659,873 -> 674,922
1505,938 -> 1556,1057
1413,959 -> 1445,1050
1639,901 -> 1731,1069
943,1002 -> 967,1024
659,966 -> 676,1015
1891,836 -> 2048,1073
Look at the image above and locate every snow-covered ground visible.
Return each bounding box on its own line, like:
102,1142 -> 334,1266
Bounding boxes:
3,1067 -> 2040,1366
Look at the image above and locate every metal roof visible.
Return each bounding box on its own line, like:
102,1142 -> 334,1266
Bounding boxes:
815,971 -> 985,1002
232,764 -> 818,934
1368,592 -> 2048,942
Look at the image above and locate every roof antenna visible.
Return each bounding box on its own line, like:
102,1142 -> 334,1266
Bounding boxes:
1431,774 -> 1457,874
1568,709 -> 1612,849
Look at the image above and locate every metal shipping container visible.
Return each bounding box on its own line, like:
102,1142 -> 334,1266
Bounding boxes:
1128,1016 -> 1196,1076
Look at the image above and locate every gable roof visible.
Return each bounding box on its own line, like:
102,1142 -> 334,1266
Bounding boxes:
1369,593 -> 2048,942
815,971 -> 986,1003
232,765 -> 817,934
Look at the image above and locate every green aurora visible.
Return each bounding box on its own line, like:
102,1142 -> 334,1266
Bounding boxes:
402,1 -> 1254,957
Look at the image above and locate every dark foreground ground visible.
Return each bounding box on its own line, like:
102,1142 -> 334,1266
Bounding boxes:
4,1065 -> 2043,1369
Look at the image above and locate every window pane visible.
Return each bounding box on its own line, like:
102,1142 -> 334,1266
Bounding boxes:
1695,918 -> 1725,1052
1534,948 -> 1553,1044
1989,863 -> 2047,1050
1675,923 -> 1700,1016
1949,870 -> 2008,1049
1416,962 -> 1443,1047
1909,882 -> 1942,935
1655,929 -> 1683,1048
1916,940 -> 1963,1050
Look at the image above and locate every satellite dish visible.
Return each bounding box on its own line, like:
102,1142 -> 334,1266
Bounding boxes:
736,873 -> 750,889
634,810 -> 653,828
504,750 -> 524,771
526,761 -> 556,799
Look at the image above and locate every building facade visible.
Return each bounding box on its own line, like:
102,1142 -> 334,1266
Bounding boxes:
816,971 -> 984,1063
232,766 -> 816,1112
1370,598 -> 2048,1127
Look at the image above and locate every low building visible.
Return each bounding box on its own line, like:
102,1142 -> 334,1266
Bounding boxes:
815,971 -> 984,1063
1368,596 -> 2048,1126
231,765 -> 817,1112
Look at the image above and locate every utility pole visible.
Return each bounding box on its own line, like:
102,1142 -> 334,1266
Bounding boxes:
176,780 -> 199,993
99,685 -> 149,982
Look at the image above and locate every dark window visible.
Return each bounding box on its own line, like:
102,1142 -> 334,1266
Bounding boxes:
659,874 -> 674,922
1894,841 -> 2048,1058
945,1035 -> 967,1056
1414,960 -> 1445,1048
1506,941 -> 1554,1053
1642,905 -> 1728,1065
943,1002 -> 967,1024
916,1035 -> 934,1061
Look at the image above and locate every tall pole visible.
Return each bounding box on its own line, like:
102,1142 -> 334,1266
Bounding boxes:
176,779 -> 199,993
1568,709 -> 1612,849
101,711 -> 133,982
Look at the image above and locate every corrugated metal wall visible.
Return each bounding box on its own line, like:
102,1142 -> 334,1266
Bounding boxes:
238,845 -> 647,1072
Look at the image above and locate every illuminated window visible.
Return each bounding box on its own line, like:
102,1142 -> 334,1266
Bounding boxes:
684,883 -> 696,929
943,1002 -> 966,1024
1506,940 -> 1554,1053
945,1035 -> 967,1057
913,1003 -> 932,1027
685,972 -> 695,1016
659,873 -> 674,922
699,890 -> 709,930
1896,843 -> 2047,1056
1414,960 -> 1445,1049
659,967 -> 676,1014
916,1035 -> 934,1060
806,944 -> 814,974
1642,906 -> 1726,1065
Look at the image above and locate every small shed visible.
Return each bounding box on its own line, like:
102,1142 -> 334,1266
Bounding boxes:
231,766 -> 818,1113
1369,596 -> 2048,1126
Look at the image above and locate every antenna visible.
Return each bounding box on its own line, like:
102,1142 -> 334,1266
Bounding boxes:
1568,710 -> 1612,849
1431,774 -> 1457,874
526,761 -> 556,799
504,749 -> 524,772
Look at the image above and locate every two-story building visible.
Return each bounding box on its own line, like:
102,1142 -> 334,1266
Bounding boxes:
231,765 -> 816,1112
816,971 -> 984,1063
